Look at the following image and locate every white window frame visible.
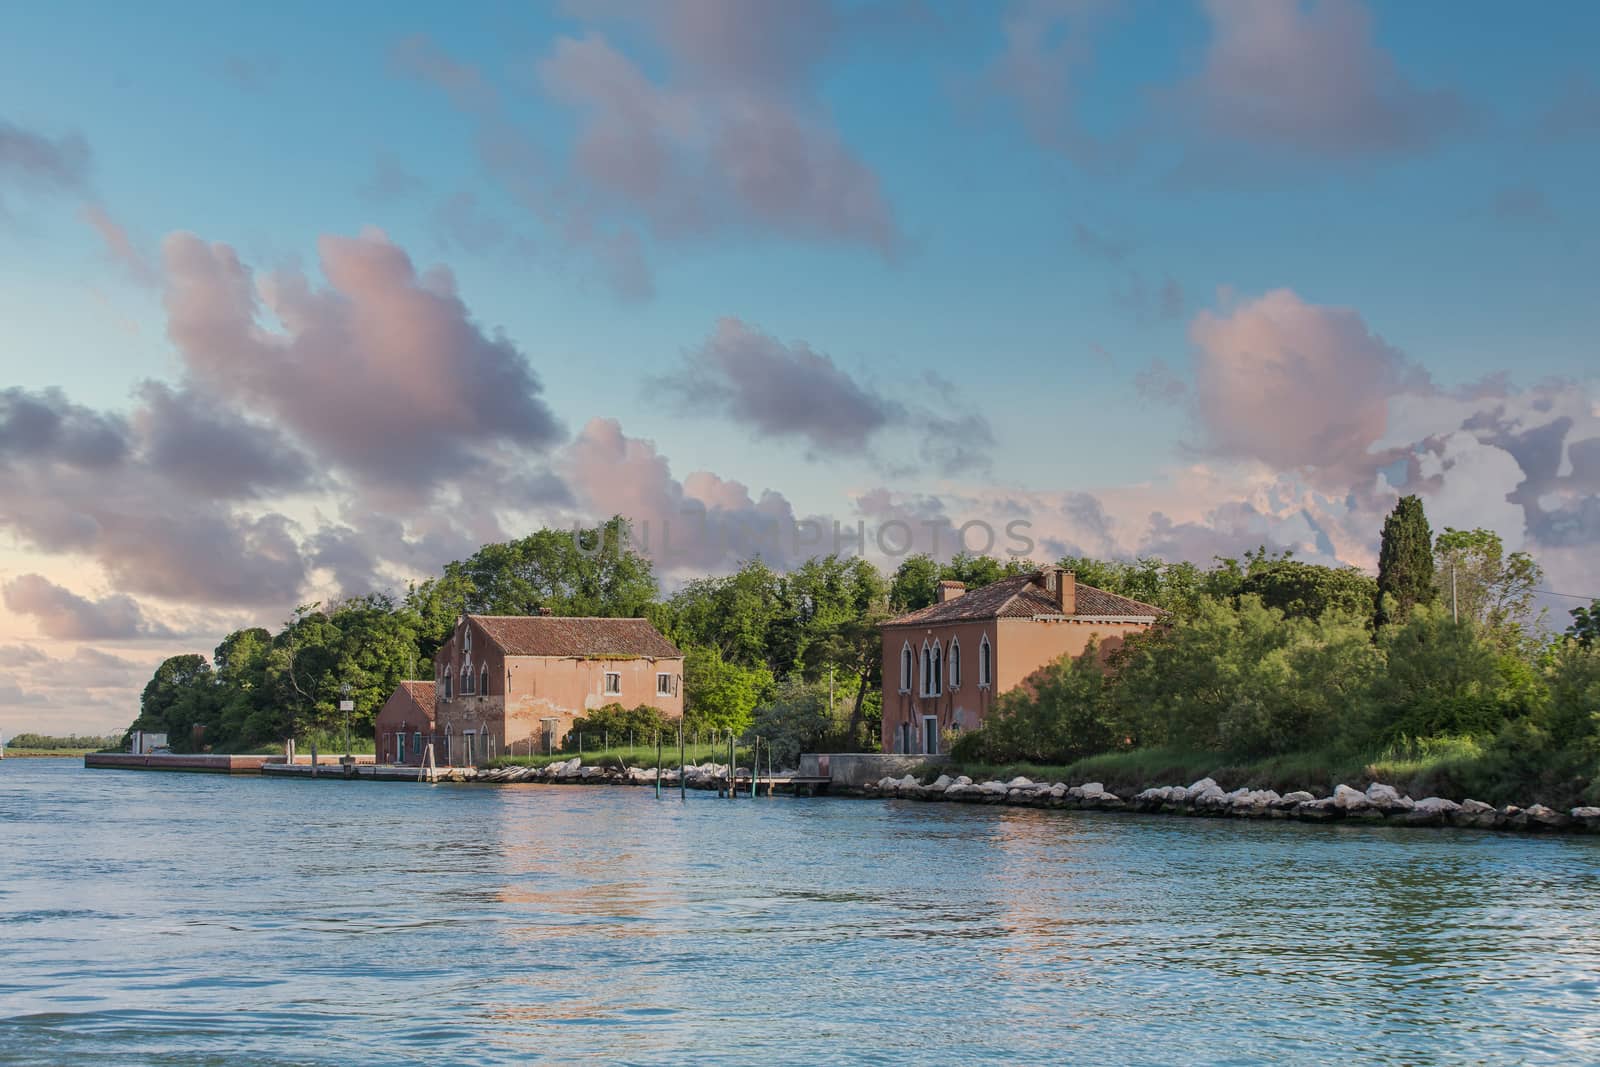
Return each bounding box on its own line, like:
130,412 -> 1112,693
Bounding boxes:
978,632 -> 992,688
922,640 -> 943,698
461,661 -> 474,695
656,672 -> 672,697
948,638 -> 961,689
899,642 -> 912,693
604,671 -> 622,696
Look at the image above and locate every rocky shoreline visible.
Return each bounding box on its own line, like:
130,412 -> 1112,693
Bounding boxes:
862,773 -> 1600,834
454,758 -> 1600,835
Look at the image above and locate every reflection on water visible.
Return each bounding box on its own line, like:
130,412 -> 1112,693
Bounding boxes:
3,759 -> 1599,1064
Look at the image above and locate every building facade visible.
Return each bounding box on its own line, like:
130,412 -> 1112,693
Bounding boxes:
879,566 -> 1162,754
375,680 -> 436,765
430,614 -> 684,765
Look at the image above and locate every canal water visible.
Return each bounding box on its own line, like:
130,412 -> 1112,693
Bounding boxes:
2,759 -> 1598,1065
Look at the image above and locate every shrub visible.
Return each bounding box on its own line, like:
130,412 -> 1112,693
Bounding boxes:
564,703 -> 674,748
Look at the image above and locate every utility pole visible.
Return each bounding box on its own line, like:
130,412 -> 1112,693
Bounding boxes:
1452,564 -> 1458,624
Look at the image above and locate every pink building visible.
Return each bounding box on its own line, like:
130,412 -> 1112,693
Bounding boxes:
375,680 -> 436,765
880,566 -> 1162,754
430,614 -> 684,765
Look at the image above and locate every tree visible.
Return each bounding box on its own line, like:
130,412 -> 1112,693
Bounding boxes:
952,643 -> 1116,764
447,516 -> 658,619
683,646 -> 772,736
747,676 -> 836,769
132,654 -> 217,751
888,554 -> 941,613
1375,495 -> 1435,628
1433,527 -> 1544,642
1238,558 -> 1378,622
1370,606 -> 1540,743
1569,601 -> 1600,650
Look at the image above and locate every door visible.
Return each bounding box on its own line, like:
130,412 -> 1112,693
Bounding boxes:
922,716 -> 939,755
463,731 -> 476,765
397,732 -> 407,764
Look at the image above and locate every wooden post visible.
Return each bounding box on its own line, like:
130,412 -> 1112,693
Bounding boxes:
750,737 -> 758,798
678,722 -> 686,800
655,732 -> 662,799
728,734 -> 735,800
310,739 -> 318,777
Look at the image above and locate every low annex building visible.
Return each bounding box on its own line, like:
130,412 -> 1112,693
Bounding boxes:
429,614 -> 684,765
375,681 -> 436,766
880,565 -> 1163,755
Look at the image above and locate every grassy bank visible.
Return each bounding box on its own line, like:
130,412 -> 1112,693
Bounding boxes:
2,748 -> 108,758
944,738 -> 1597,810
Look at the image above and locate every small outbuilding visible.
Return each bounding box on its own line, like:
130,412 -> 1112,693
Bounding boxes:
375,680 -> 436,766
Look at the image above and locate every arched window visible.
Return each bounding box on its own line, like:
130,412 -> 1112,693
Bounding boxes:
978,633 -> 992,687
443,670 -> 453,700
931,640 -> 942,696
461,661 -> 475,695
921,643 -> 932,695
463,623 -> 471,654
948,638 -> 961,689
480,664 -> 490,696
899,643 -> 912,693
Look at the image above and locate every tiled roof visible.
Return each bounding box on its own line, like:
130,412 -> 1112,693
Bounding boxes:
471,615 -> 683,659
883,573 -> 1164,627
398,680 -> 436,717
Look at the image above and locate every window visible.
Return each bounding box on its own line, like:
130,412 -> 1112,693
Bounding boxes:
604,671 -> 622,695
461,663 -> 475,695
899,643 -> 912,693
978,634 -> 992,687
443,670 -> 453,700
657,672 -> 673,697
463,624 -> 471,654
480,664 -> 490,696
412,731 -> 422,760
921,641 -> 942,697
948,638 -> 961,688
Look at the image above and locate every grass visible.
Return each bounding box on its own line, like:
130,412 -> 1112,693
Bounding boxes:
943,738 -> 1598,809
2,747 -> 105,758
490,742 -> 757,771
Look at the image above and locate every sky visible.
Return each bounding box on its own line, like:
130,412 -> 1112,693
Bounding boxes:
1,0 -> 1598,735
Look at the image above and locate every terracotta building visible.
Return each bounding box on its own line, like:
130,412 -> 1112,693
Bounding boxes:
429,614 -> 684,765
375,680 -> 436,765
879,565 -> 1163,755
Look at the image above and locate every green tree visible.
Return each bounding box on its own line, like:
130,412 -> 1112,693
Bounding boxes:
449,516 -> 658,619
747,676 -> 836,769
1238,557 -> 1378,622
1375,495 -> 1436,628
1370,606 -> 1541,743
888,553 -> 941,612
952,642 -> 1116,764
656,559 -> 781,669
132,654 -> 217,752
1433,527 -> 1545,642
683,646 -> 773,736
1568,601 -> 1600,650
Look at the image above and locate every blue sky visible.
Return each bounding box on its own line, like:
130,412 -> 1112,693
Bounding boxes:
1,0 -> 1598,731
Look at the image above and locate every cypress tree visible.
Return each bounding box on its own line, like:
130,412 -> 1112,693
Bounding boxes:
1374,495 -> 1436,628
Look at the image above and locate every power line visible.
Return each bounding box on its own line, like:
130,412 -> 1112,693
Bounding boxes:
1534,589 -> 1600,602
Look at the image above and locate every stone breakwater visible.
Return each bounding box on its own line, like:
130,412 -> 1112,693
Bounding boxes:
476,758 -> 764,789
861,774 -> 1600,834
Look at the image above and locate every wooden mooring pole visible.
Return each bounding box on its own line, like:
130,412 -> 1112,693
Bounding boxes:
678,723 -> 686,800
655,732 -> 662,799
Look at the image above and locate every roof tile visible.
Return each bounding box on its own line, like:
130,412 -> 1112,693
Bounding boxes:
471,615 -> 682,659
883,573 -> 1164,627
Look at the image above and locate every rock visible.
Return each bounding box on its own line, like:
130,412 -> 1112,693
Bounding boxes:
1332,784 -> 1369,811
944,782 -> 979,800
929,774 -> 953,791
1414,796 -> 1460,815
978,780 -> 1008,796
1365,782 -> 1401,804
1136,786 -> 1173,806
1192,784 -> 1228,811
1522,803 -> 1570,830
1079,782 -> 1104,796
1572,807 -> 1600,832
1006,776 -> 1035,789
1184,777 -> 1218,800
897,774 -> 921,792
1452,798 -> 1500,829
954,775 -> 973,786
1296,796 -> 1338,821
1274,791 -> 1314,809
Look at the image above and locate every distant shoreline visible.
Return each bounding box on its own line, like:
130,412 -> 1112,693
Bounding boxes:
3,749 -> 101,759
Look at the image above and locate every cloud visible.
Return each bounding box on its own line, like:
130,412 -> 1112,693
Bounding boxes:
358,154 -> 427,203
0,387 -> 129,468
1073,221 -> 1132,263
0,118 -> 90,216
1491,183 -> 1554,225
983,0 -> 1129,167
1116,272 -> 1184,324
563,416 -> 816,573
131,381 -> 316,499
660,317 -> 995,473
666,316 -> 895,452
80,204 -> 159,285
390,33 -> 496,111
1175,0 -> 1470,163
1188,288 -> 1415,481
161,227 -> 564,492
1538,75 -> 1600,142
2,574 -> 175,640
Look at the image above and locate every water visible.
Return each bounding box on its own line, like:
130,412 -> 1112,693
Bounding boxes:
3,760 -> 1599,1065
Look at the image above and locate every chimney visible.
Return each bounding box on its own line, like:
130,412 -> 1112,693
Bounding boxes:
1035,565 -> 1076,616
538,607 -> 553,616
935,580 -> 966,604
